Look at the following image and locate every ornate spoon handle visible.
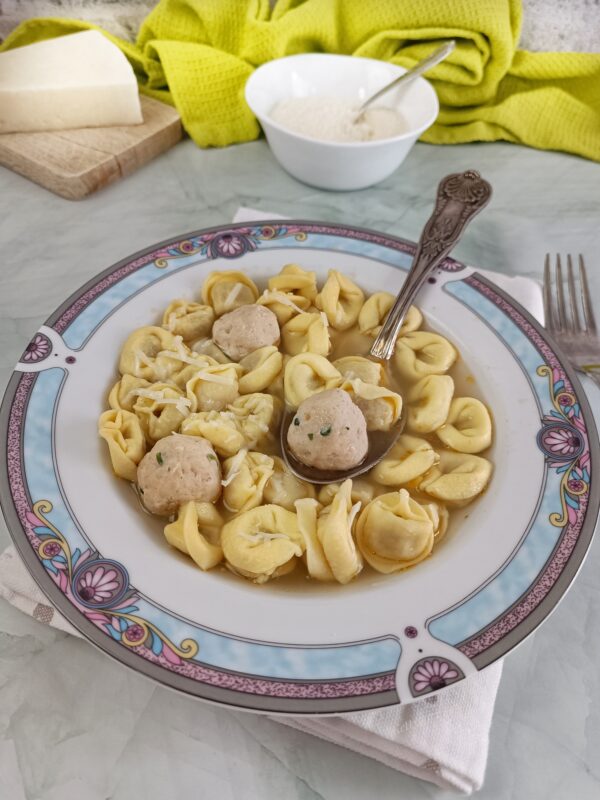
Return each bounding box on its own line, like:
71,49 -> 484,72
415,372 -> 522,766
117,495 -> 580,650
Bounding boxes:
370,170 -> 492,361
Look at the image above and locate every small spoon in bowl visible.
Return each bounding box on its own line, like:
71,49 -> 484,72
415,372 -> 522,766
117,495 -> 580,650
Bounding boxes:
281,169 -> 492,484
353,40 -> 455,124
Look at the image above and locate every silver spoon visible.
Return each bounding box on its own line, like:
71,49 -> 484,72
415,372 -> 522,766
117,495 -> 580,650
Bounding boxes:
281,169 -> 492,484
354,40 -> 456,123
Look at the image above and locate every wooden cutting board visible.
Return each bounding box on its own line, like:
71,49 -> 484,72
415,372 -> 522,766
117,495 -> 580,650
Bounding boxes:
0,95 -> 182,200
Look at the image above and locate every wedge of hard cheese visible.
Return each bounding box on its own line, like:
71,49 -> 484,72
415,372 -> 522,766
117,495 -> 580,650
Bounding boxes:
0,30 -> 143,134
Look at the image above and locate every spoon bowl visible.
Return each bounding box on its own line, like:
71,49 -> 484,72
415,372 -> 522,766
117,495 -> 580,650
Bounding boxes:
280,405 -> 405,485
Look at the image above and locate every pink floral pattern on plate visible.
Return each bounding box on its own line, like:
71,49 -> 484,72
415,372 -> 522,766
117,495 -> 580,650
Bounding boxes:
410,657 -> 464,697
20,333 -> 51,363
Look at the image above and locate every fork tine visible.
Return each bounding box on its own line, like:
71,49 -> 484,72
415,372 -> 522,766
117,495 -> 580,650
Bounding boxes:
543,253 -> 555,331
579,255 -> 597,334
567,254 -> 581,333
555,254 -> 568,332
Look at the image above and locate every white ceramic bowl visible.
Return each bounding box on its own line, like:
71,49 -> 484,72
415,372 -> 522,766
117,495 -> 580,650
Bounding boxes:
245,53 -> 439,191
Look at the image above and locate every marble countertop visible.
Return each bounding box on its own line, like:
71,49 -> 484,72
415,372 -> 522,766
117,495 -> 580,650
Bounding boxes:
1,138 -> 599,800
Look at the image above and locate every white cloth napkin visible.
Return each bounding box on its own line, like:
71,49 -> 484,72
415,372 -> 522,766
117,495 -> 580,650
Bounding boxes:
0,207 -> 544,794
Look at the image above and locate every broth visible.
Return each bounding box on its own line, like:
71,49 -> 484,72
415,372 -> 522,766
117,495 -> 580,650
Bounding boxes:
102,268 -> 494,589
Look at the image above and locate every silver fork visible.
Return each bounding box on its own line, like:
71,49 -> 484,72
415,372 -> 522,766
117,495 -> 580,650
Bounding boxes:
543,254 -> 600,390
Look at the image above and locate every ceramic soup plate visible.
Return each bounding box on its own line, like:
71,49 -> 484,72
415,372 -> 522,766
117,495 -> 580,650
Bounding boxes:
1,221 -> 598,714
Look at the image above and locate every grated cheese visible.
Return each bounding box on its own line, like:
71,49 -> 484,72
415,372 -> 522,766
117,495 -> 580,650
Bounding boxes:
160,350 -> 202,366
238,531 -> 303,557
165,312 -> 178,332
192,369 -> 236,385
348,500 -> 362,530
158,336 -> 203,368
133,388 -> 191,417
133,348 -> 156,372
223,282 -> 244,310
175,399 -> 192,417
261,290 -> 305,315
221,448 -> 248,486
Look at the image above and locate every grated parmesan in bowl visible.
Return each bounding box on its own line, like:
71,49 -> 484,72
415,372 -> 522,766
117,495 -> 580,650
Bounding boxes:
245,53 -> 439,190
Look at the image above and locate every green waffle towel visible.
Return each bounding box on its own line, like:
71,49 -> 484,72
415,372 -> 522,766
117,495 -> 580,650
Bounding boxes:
2,0 -> 599,160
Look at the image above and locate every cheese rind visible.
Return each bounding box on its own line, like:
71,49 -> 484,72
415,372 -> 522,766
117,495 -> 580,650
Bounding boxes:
0,31 -> 143,133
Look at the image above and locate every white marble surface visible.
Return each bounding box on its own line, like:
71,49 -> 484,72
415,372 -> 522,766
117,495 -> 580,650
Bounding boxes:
1,138 -> 599,799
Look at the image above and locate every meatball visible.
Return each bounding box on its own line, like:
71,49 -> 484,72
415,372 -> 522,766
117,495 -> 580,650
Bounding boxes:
287,389 -> 368,471
212,304 -> 280,361
137,434 -> 221,516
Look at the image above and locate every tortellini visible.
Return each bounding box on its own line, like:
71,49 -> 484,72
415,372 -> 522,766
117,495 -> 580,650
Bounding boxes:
358,293 -> 422,338
281,312 -> 331,356
184,364 -> 240,412
163,501 -> 224,571
265,353 -> 289,399
133,383 -> 191,443
162,299 -> 215,341
172,356 -> 227,389
103,264 -> 494,588
295,498 -> 334,581
98,409 -> 146,481
182,393 -> 279,455
238,346 -> 283,394
332,356 -> 383,386
122,332 -> 217,386
373,435 -> 439,487
222,450 -> 275,513
264,457 -> 316,510
356,490 -> 435,573
419,451 -> 493,506
108,375 -> 151,412
436,397 -> 493,454
284,353 -> 342,408
340,378 -> 403,431
268,264 -> 318,302
228,393 -> 280,448
394,331 -> 457,383
406,375 -> 454,434
190,337 -> 232,364
426,502 -> 450,543
315,270 -> 364,330
221,505 -> 304,583
181,410 -> 245,457
318,479 -> 376,507
257,289 -> 312,325
118,326 -> 178,381
201,270 -> 259,316
316,480 -> 362,584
